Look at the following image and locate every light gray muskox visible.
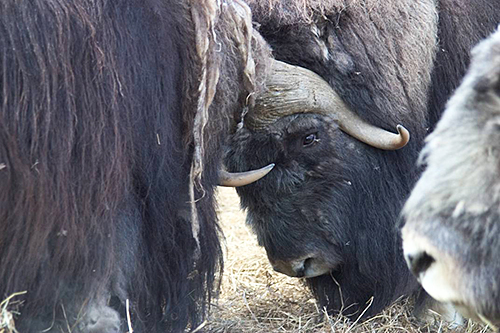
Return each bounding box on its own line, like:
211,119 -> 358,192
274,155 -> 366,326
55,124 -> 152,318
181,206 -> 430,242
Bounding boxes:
402,27 -> 500,328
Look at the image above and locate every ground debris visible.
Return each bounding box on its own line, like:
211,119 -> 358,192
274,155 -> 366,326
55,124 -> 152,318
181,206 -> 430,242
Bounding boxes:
211,187 -> 493,333
0,292 -> 26,333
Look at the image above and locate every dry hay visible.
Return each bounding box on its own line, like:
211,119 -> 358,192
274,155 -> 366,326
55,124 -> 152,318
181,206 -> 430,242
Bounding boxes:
0,292 -> 25,333
210,187 -> 493,333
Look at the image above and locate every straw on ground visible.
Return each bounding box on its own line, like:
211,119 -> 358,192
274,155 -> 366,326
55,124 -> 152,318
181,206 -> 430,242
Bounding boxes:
209,187 -> 492,333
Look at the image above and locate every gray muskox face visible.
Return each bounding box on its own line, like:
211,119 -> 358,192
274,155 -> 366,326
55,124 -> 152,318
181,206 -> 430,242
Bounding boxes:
225,61 -> 409,278
402,27 -> 500,327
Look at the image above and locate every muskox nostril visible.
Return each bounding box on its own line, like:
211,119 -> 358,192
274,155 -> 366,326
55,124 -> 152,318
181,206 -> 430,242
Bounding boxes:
295,268 -> 305,277
292,259 -> 306,277
303,257 -> 313,271
271,257 -> 324,278
407,251 -> 435,276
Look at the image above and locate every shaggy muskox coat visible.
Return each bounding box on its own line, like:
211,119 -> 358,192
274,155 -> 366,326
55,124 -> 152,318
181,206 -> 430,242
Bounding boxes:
0,0 -> 270,332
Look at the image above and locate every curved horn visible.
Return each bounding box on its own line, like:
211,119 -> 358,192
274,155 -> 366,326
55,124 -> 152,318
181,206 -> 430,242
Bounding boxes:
218,163 -> 275,187
246,60 -> 410,150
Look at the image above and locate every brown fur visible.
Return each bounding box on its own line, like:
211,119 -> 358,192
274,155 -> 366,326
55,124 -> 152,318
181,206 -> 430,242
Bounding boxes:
0,0 -> 271,332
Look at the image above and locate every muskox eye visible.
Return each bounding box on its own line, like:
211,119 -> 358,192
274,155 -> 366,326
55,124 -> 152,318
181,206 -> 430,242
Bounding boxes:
303,133 -> 318,147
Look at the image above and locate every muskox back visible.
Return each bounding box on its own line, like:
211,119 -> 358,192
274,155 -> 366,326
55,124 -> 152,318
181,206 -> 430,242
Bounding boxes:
403,27 -> 500,327
0,0 -> 270,331
425,1 -> 500,128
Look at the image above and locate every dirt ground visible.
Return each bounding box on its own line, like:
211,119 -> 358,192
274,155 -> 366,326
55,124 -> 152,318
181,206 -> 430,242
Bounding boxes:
207,187 -> 492,333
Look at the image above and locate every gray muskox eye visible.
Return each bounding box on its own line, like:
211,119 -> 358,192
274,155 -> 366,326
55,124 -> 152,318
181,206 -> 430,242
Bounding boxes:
303,133 -> 319,147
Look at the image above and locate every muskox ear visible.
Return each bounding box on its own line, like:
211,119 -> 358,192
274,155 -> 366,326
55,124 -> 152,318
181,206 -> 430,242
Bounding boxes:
472,28 -> 500,96
494,68 -> 500,96
473,72 -> 500,95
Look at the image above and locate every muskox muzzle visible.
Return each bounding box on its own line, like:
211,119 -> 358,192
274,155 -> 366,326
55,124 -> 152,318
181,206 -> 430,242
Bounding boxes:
402,226 -> 500,329
269,255 -> 332,278
402,229 -> 461,306
247,60 -> 410,150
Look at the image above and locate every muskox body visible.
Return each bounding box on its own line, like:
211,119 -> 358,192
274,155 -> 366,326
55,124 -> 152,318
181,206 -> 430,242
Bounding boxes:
225,0 -> 500,320
0,0 -> 270,332
402,27 -> 500,327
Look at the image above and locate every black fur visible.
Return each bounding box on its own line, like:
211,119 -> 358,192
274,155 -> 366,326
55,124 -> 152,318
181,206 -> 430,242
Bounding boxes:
426,0 -> 500,129
225,0 -> 500,320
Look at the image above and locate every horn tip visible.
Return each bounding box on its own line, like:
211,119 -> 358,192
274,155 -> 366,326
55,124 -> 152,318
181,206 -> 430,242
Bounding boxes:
218,163 -> 275,187
265,163 -> 275,170
396,124 -> 410,148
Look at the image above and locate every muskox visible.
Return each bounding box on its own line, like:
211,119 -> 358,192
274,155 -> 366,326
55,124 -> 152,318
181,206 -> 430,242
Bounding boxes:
0,0 -> 273,332
224,0 -> 500,320
402,27 -> 500,328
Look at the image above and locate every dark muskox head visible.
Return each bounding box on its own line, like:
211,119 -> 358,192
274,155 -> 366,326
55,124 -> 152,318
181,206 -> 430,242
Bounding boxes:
402,27 -> 500,327
223,0 -> 447,319
229,60 -> 409,278
224,61 -> 419,318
